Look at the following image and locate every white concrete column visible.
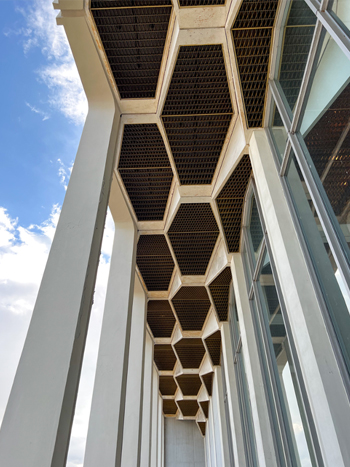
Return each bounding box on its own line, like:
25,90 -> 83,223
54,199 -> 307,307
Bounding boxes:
211,367 -> 231,467
151,367 -> 159,467
231,254 -> 278,467
157,396 -> 164,467
208,396 -> 217,467
221,322 -> 247,467
121,275 -> 147,467
140,331 -> 154,467
250,129 -> 350,467
84,178 -> 137,467
0,6 -> 120,467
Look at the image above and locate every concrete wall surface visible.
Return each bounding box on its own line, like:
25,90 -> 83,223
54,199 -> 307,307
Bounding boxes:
164,418 -> 205,467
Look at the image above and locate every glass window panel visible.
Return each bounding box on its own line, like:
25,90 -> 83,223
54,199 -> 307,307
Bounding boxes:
229,285 -> 240,346
277,0 -> 316,114
270,102 -> 288,161
248,195 -> 264,264
242,241 -> 252,289
258,249 -> 316,467
285,152 -> 350,373
329,0 -> 350,37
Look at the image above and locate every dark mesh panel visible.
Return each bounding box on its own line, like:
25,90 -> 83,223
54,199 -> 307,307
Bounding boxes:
147,300 -> 176,338
172,287 -> 211,331
209,267 -> 232,321
205,331 -> 221,365
174,338 -> 206,368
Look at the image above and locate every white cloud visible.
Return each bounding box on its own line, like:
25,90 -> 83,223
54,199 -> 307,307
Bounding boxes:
17,0 -> 88,125
0,205 -> 114,467
25,102 -> 50,121
57,158 -> 73,190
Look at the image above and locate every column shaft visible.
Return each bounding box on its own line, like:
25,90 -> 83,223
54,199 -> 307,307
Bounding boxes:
140,332 -> 154,467
150,367 -> 159,467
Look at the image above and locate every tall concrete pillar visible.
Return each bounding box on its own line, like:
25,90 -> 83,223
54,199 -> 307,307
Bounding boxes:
157,396 -> 164,467
250,129 -> 350,466
140,332 -> 154,467
0,4 -> 120,467
211,367 -> 231,467
150,366 -> 159,467
120,276 -> 147,467
84,177 -> 137,467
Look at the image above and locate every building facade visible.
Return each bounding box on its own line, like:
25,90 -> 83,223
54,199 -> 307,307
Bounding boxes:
0,0 -> 350,466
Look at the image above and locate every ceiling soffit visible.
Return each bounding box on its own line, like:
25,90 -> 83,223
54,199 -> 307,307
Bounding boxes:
90,1 -> 172,99
136,235 -> 175,291
118,124 -> 173,222
231,0 -> 279,127
162,45 -> 233,185
168,203 -> 219,276
179,0 -> 225,5
216,154 -> 252,252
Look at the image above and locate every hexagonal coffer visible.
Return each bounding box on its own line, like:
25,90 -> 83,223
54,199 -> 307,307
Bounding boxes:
147,300 -> 176,338
174,338 -> 206,369
172,286 -> 211,331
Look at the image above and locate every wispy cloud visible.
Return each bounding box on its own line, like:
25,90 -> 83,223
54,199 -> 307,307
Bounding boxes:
16,0 -> 88,125
25,102 -> 50,121
57,158 -> 73,190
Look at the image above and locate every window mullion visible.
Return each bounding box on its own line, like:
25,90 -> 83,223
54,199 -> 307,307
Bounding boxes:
279,140 -> 291,177
269,80 -> 292,131
317,9 -> 350,60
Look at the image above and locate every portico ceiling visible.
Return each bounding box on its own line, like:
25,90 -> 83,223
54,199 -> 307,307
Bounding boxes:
88,0 -> 280,432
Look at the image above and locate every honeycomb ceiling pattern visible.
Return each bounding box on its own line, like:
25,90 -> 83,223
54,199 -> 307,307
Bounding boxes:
91,1 -> 172,98
168,204 -> 219,275
172,286 -> 211,331
136,235 -> 175,291
162,45 -> 233,185
209,267 -> 232,321
118,124 -> 173,221
232,0 -> 279,127
216,154 -> 252,252
87,0 -> 279,435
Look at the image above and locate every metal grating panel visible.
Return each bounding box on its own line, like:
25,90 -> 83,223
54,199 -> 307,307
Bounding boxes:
91,5 -> 171,98
137,235 -> 175,291
159,376 -> 178,396
209,267 -> 232,321
163,399 -> 178,415
162,45 -> 233,184
232,0 -> 279,127
205,331 -> 221,366
216,154 -> 252,252
174,338 -> 206,368
154,344 -> 177,371
198,421 -> 206,436
119,124 -> 173,221
177,400 -> 199,417
172,287 -> 211,331
176,374 -> 202,396
201,372 -> 214,396
147,300 -> 176,338
168,204 -> 219,276
180,0 -> 225,5
199,400 -> 209,418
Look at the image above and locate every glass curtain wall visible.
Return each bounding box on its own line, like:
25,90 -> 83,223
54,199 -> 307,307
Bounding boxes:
267,0 -> 350,382
241,186 -> 322,467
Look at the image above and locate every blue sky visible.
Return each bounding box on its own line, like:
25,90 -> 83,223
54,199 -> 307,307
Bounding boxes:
0,2 -> 114,466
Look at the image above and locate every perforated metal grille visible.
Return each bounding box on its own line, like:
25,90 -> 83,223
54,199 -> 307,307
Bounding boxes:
199,400 -> 209,418
147,300 -> 176,338
216,154 -> 252,252
209,267 -> 232,321
179,0 -> 225,5
168,204 -> 219,276
91,4 -> 171,98
177,400 -> 199,417
174,338 -> 206,368
232,0 -> 279,127
201,372 -> 213,396
162,45 -> 233,184
176,375 -> 202,396
154,344 -> 177,371
137,235 -> 174,291
205,331 -> 221,365
118,124 -> 173,221
198,421 -> 206,436
163,399 -> 178,415
159,376 -> 178,396
172,287 -> 211,331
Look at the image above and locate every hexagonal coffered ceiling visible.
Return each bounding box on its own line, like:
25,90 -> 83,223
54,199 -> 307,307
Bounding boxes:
162,44 -> 233,185
172,286 -> 211,331
168,203 -> 219,276
118,124 -> 173,221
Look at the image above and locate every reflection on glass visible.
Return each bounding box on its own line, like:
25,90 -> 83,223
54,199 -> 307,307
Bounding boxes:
243,242 -> 252,289
230,286 -> 240,344
259,250 -> 315,467
270,103 -> 288,161
285,153 -> 350,373
329,0 -> 350,37
248,195 -> 264,263
278,0 -> 316,113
